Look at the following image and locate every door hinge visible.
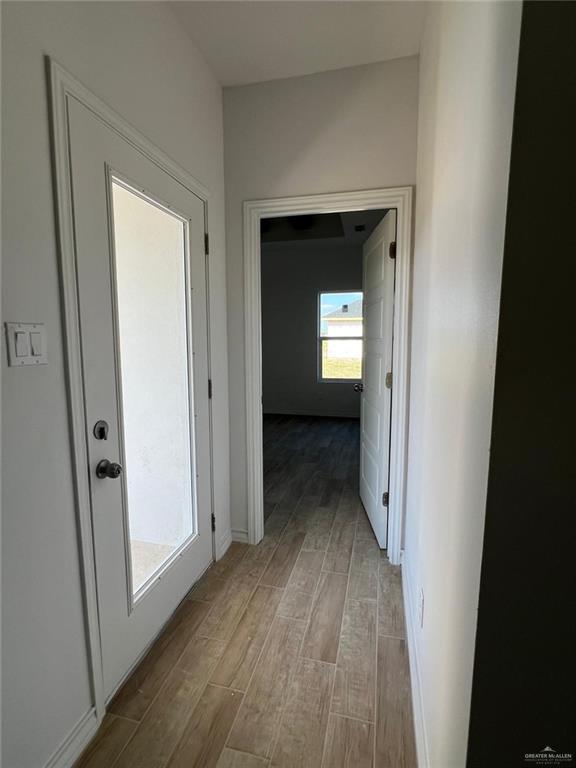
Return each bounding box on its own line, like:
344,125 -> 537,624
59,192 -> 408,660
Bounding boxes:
211,513 -> 216,532
208,379 -> 213,399
204,232 -> 210,255
389,241 -> 397,259
385,371 -> 392,389
382,491 -> 389,507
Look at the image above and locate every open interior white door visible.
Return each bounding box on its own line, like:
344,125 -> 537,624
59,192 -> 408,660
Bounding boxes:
359,210 -> 396,548
67,97 -> 213,698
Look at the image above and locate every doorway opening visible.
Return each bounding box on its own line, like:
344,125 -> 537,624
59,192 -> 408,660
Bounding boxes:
243,188 -> 412,563
260,208 -> 393,549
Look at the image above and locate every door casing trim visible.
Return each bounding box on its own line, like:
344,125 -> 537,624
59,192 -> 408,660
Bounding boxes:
47,56 -> 214,757
243,187 -> 412,563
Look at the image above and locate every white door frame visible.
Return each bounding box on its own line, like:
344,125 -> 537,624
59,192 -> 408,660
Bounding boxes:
244,187 -> 412,564
47,57 -> 214,748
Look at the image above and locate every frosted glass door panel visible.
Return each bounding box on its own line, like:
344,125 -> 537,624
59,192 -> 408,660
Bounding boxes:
111,180 -> 195,597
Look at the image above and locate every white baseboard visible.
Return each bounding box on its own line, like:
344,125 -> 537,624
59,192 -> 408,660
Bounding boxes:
45,707 -> 100,768
402,564 -> 430,768
231,528 -> 249,544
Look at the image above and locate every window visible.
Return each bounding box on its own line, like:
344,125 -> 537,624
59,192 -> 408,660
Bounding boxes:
111,179 -> 195,598
319,291 -> 363,381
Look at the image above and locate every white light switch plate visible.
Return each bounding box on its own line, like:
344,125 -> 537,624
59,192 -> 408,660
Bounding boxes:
5,322 -> 48,366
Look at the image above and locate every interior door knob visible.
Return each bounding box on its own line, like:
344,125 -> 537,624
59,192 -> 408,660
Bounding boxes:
96,459 -> 123,479
353,382 -> 364,392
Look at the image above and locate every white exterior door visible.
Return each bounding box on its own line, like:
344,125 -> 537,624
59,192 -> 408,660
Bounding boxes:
68,98 -> 213,698
359,211 -> 396,548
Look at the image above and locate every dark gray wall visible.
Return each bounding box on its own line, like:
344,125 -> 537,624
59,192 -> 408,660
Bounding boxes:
467,3 -> 576,764
261,239 -> 362,417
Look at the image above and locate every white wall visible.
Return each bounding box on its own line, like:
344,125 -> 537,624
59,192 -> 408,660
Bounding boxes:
402,3 -> 522,766
224,57 -> 419,537
262,240 -> 363,418
1,3 -> 228,766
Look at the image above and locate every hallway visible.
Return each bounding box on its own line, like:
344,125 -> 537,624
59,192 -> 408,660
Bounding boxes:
76,416 -> 416,768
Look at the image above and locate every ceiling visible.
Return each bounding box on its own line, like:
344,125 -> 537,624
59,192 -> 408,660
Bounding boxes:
170,2 -> 426,87
261,210 -> 388,245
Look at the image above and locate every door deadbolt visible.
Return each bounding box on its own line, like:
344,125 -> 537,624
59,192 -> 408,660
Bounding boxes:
93,420 -> 109,440
96,459 -> 123,479
353,382 -> 364,392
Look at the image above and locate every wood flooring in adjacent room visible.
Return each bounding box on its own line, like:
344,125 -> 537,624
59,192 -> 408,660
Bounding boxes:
76,416 -> 417,768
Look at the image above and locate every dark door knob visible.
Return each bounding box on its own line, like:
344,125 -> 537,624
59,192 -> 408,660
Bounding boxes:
96,459 -> 123,479
353,383 -> 364,392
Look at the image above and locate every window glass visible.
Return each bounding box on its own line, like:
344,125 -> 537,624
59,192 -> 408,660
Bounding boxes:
112,180 -> 195,597
319,291 -> 363,380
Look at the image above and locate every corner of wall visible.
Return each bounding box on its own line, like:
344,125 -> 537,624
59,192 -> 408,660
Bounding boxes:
231,528 -> 249,544
216,526 -> 234,559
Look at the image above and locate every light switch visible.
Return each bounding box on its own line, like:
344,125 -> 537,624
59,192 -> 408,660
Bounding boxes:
15,331 -> 30,357
5,322 -> 48,366
30,332 -> 43,356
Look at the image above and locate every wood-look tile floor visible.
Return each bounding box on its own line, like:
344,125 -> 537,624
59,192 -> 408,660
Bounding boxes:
76,416 -> 417,768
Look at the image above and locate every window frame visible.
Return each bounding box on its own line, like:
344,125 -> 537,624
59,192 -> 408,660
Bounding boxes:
317,289 -> 364,383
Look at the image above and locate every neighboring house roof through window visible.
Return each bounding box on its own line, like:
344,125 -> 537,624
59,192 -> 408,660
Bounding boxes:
324,298 -> 363,320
